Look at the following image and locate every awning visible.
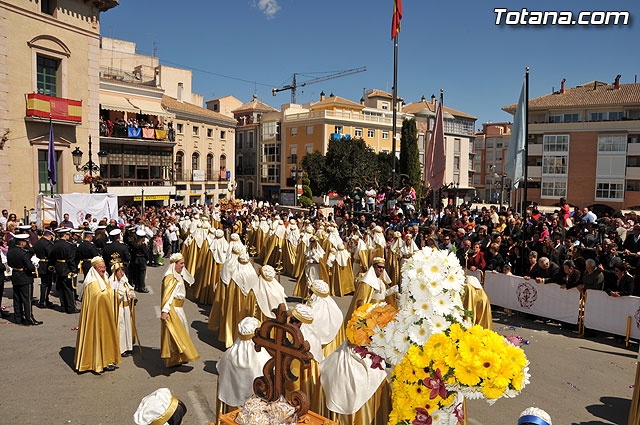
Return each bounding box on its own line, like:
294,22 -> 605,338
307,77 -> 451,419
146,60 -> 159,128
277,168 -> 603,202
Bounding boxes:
129,98 -> 174,118
100,94 -> 139,114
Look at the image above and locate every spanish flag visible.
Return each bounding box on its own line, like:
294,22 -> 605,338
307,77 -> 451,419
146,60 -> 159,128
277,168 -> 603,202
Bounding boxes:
391,0 -> 402,39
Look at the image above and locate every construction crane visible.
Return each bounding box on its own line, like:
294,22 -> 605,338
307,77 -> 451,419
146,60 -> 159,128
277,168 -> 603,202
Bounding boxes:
272,66 -> 367,103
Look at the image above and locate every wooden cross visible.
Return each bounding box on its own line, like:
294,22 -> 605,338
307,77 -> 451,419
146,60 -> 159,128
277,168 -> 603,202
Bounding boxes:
253,303 -> 313,417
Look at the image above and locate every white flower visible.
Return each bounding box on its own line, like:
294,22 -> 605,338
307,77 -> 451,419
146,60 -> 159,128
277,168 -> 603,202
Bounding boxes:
442,271 -> 465,292
408,278 -> 432,300
413,299 -> 435,319
392,329 -> 411,353
433,293 -> 454,316
428,315 -> 451,334
408,322 -> 431,345
426,278 -> 444,296
370,329 -> 386,350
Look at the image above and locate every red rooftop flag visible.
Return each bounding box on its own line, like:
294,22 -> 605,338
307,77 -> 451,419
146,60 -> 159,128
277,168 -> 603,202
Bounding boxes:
392,0 -> 402,39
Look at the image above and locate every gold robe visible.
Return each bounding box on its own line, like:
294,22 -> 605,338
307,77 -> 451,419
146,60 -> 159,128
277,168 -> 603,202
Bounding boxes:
208,275 -> 229,333
328,379 -> 392,425
74,279 -> 121,373
463,282 -> 493,330
193,240 -> 215,304
385,249 -> 401,287
181,239 -> 199,276
330,260 -> 355,297
292,241 -> 308,279
264,235 -> 284,267
344,281 -> 375,326
160,274 -> 200,367
216,280 -> 257,348
254,228 -> 265,260
286,360 -> 328,418
282,239 -> 298,276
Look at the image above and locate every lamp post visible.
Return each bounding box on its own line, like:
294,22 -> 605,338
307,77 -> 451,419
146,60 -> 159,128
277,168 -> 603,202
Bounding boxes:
72,136 -> 108,193
291,167 -> 303,207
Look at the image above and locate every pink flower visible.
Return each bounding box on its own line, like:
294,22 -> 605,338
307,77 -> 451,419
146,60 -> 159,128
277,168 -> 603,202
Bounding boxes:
506,332 -> 521,347
413,408 -> 433,425
423,368 -> 447,399
454,403 -> 464,422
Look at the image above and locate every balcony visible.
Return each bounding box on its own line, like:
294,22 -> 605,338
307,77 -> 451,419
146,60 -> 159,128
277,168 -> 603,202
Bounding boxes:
101,123 -> 170,141
26,93 -> 82,125
284,109 -> 401,127
527,166 -> 542,179
175,168 -> 230,182
626,167 -> 640,180
261,175 -> 281,184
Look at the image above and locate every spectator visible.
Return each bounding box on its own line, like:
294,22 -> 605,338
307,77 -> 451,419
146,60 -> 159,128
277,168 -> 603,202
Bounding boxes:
467,242 -> 486,271
0,209 -> 7,231
527,257 -> 560,284
560,260 -> 581,289
350,184 -> 364,213
579,258 -> 605,291
364,185 -> 376,213
608,262 -> 634,297
60,213 -> 74,228
582,207 -> 597,224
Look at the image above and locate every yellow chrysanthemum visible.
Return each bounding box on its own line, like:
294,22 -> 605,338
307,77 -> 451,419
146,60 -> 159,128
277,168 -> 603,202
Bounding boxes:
458,334 -> 482,361
406,345 -> 431,369
432,359 -> 450,376
482,332 -> 508,355
477,350 -> 502,379
454,360 -> 482,386
407,383 -> 430,403
424,333 -> 451,358
466,324 -> 484,338
503,345 -> 527,369
481,382 -> 507,399
512,372 -> 524,391
447,322 -> 464,341
395,401 -> 416,422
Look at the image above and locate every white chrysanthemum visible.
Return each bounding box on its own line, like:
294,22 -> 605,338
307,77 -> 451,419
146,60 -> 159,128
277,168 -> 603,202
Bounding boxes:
442,271 -> 465,292
392,329 -> 411,353
408,278 -> 432,300
396,309 -> 415,329
433,293 -> 454,315
413,298 -> 435,319
408,322 -> 431,345
428,315 -> 451,334
370,330 -> 386,351
426,277 -> 444,296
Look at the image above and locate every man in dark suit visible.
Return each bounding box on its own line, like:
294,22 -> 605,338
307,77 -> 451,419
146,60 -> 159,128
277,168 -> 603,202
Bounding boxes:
103,228 -> 131,275
529,256 -> 561,284
7,234 -> 41,325
50,228 -> 78,314
33,229 -> 55,309
76,231 -> 99,276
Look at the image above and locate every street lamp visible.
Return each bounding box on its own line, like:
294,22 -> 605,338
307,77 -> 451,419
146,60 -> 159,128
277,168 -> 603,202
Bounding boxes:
291,167 -> 303,207
72,136 -> 106,193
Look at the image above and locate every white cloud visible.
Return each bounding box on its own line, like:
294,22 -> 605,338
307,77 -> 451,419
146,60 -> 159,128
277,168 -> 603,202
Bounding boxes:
254,0 -> 280,19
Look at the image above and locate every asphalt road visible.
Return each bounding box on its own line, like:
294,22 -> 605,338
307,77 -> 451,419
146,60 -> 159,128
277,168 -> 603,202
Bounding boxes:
0,261 -> 637,425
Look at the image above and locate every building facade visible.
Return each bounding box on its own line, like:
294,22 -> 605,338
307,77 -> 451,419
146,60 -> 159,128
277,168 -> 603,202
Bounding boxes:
503,77 -> 640,212
473,122 -> 512,203
0,0 -> 117,212
232,95 -> 277,200
403,96 -> 477,202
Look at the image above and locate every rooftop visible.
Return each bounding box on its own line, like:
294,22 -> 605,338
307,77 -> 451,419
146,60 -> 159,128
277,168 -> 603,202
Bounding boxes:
311,95 -> 364,110
402,100 -> 477,120
232,94 -> 278,114
502,80 -> 640,113
365,89 -> 404,102
162,96 -> 236,125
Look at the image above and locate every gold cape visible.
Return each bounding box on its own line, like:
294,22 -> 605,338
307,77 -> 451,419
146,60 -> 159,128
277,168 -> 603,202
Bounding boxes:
160,274 -> 200,367
330,262 -> 355,297
265,235 -> 284,267
282,239 -> 298,276
462,281 -> 493,330
74,279 -> 121,373
291,241 -> 308,279
344,281 -> 375,326
181,239 -> 199,276
385,249 -> 401,286
193,245 -> 216,305
215,280 -> 257,348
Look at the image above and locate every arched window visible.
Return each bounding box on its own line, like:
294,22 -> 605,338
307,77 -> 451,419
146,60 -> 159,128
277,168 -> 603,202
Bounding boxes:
192,151 -> 199,170
219,154 -> 227,179
206,153 -> 214,180
175,151 -> 184,180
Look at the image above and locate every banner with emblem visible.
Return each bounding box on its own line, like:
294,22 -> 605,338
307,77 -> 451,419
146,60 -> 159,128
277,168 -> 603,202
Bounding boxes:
482,272 -> 581,324
584,290 -> 640,338
53,193 -> 118,228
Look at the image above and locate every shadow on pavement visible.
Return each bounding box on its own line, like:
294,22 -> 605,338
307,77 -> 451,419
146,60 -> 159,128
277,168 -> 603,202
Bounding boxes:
204,360 -> 218,375
192,320 -> 227,351
578,346 -> 638,359
571,396 -> 630,425
59,346 -> 75,371
132,345 -> 194,377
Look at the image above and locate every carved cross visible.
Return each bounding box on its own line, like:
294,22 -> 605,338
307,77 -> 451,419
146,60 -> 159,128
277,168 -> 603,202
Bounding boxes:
253,303 -> 313,417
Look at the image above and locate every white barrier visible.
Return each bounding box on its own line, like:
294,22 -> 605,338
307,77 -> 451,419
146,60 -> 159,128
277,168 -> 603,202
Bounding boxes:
583,290 -> 640,338
481,272 -> 582,324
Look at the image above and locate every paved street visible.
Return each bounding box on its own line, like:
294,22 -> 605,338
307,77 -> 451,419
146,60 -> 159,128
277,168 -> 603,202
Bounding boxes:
0,262 -> 636,425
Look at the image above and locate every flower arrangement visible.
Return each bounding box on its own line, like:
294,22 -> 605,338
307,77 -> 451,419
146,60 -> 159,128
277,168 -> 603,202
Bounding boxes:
346,247 -> 530,425
219,198 -> 243,211
82,174 -> 102,185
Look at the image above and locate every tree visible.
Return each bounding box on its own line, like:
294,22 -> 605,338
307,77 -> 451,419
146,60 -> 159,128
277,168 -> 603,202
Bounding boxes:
298,172 -> 313,207
398,118 -> 422,201
300,151 -> 328,195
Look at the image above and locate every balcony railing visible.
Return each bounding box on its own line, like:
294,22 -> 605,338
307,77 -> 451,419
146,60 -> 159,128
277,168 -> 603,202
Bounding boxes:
26,93 -> 82,124
175,168 -> 230,182
100,123 -> 170,141
261,176 -> 281,184
284,109 -> 400,126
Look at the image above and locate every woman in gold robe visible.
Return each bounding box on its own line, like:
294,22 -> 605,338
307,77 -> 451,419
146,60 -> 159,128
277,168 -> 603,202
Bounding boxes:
180,230 -> 199,276
320,341 -> 392,425
264,220 -> 286,267
350,234 -> 370,280
293,237 -> 325,299
202,229 -> 228,305
74,257 -> 121,373
385,231 -> 402,287
208,245 -> 243,334
255,217 -> 269,261
308,280 -> 345,358
252,265 -> 287,323
216,253 -> 258,348
282,223 -> 300,276
292,225 -> 314,279
329,243 -> 355,296
344,258 -> 395,325
192,227 -> 214,304
463,275 -> 493,330
160,254 -> 199,367
371,226 -> 386,260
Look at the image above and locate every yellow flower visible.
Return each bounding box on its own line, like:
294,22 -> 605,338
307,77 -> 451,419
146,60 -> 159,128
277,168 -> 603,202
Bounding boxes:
477,350 -> 502,379
407,346 -> 430,369
441,392 -> 456,406
387,410 -> 400,425
467,324 -> 484,337
407,382 -> 430,403
512,371 -> 524,391
447,322 -> 464,341
481,382 -> 507,399
454,360 -> 482,386
458,334 -> 482,362
424,333 -> 450,358
395,401 -> 416,422
503,345 -> 527,369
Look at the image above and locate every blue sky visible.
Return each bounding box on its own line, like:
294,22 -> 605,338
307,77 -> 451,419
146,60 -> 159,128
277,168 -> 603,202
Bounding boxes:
102,1 -> 639,128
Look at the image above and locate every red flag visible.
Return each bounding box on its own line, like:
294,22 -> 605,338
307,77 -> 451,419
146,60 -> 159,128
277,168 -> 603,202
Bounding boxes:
427,94 -> 446,191
392,0 -> 402,39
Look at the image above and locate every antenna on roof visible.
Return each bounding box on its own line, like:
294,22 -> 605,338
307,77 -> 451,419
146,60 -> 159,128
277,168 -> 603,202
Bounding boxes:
152,41 -> 159,57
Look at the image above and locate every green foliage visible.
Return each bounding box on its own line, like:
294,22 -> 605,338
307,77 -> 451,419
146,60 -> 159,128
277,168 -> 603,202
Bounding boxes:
300,151 -> 326,195
399,118 -> 422,202
298,172 -> 313,206
298,195 -> 312,207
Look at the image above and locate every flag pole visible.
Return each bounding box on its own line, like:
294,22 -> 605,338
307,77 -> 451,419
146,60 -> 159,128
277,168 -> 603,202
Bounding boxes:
391,34 -> 399,189
523,67 -> 529,211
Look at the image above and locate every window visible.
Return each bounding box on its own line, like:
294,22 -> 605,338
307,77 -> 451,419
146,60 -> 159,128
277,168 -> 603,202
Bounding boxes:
248,132 -> 254,148
548,115 -> 562,123
563,113 -> 580,123
41,0 -> 56,15
306,126 -> 313,135
609,111 -> 624,121
454,138 -> 461,153
261,143 -> 280,163
355,128 -> 363,137
206,153 -> 214,179
591,112 -> 605,121
541,180 -> 567,198
474,139 -> 484,149
207,128 -> 213,138
629,135 -> 640,144
212,104 -> 219,112
473,174 -> 481,185
334,126 -> 343,134
37,55 -> 59,97
38,150 -> 60,193
175,151 -> 184,179
305,144 -> 313,154
595,181 -> 624,200
261,164 -> 280,183
192,126 -> 199,137
192,152 -> 199,170
177,82 -> 183,101
542,156 -> 568,175
177,123 -> 184,134
368,129 -> 375,138
486,140 -> 494,149
382,102 -> 389,110
236,133 -> 243,149
290,127 -> 298,136
382,131 -> 389,140
220,154 -> 227,173
598,134 -> 627,152
453,155 -> 460,171
543,135 -> 569,152
626,180 -> 640,192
